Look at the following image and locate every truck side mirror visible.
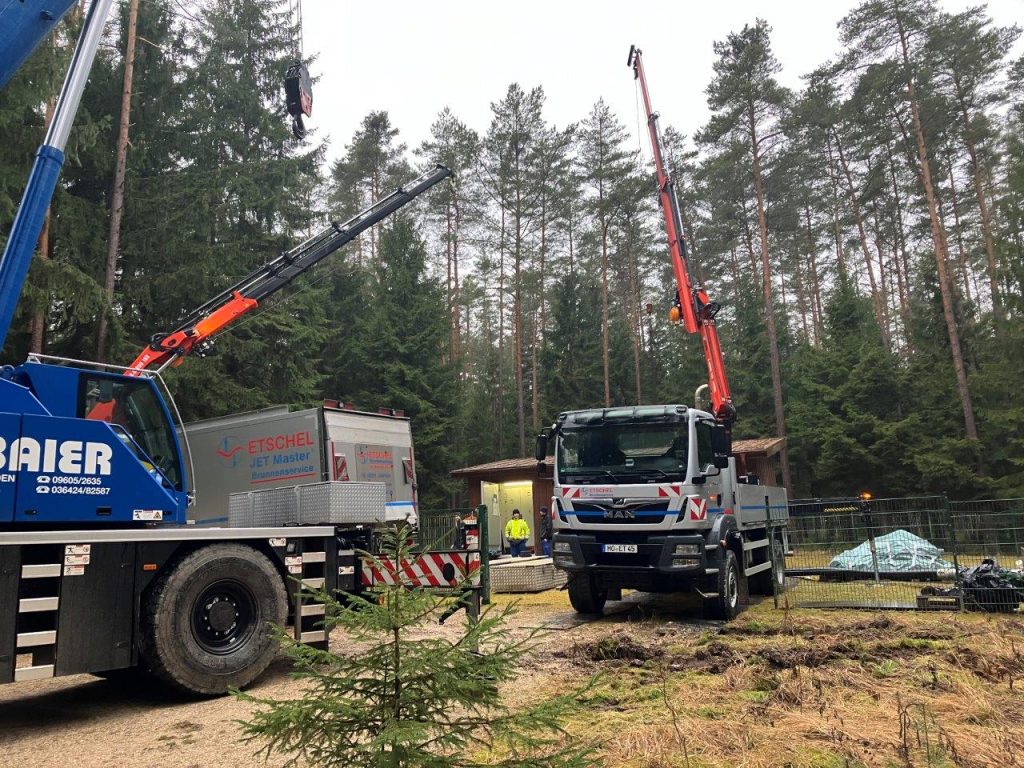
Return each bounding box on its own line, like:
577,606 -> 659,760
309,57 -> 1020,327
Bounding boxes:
711,423 -> 731,469
535,429 -> 550,463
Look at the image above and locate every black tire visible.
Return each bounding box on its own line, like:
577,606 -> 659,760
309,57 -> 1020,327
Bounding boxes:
704,549 -> 745,620
749,530 -> 786,596
568,574 -> 607,615
140,544 -> 287,696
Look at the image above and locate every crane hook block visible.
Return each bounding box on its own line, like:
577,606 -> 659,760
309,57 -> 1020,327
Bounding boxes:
285,61 -> 312,140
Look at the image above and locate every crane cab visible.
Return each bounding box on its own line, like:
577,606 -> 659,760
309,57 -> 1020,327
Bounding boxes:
0,357 -> 189,526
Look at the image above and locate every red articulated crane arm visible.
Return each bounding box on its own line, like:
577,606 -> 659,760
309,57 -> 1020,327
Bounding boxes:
628,45 -> 736,423
125,164 -> 453,375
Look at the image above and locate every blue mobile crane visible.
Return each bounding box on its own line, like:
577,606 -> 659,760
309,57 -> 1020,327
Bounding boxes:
0,1 -> 450,693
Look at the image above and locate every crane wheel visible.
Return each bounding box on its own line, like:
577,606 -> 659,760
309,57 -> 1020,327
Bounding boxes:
140,544 -> 286,696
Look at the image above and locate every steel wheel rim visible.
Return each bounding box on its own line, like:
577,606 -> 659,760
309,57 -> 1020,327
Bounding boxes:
191,579 -> 259,655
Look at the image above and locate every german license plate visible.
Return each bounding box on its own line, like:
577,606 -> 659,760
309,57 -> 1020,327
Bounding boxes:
602,544 -> 638,554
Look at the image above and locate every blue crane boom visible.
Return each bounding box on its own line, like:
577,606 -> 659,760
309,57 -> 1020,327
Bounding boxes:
0,0 -> 79,89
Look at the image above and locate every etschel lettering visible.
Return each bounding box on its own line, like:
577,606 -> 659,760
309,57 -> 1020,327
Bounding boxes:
0,437 -> 113,476
247,431 -> 313,455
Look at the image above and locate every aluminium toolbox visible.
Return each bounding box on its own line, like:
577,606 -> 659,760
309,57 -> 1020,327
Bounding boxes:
490,556 -> 567,593
229,481 -> 388,527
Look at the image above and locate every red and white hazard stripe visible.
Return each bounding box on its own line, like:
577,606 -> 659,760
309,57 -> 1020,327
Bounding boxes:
657,484 -> 683,500
361,551 -> 481,588
686,495 -> 708,521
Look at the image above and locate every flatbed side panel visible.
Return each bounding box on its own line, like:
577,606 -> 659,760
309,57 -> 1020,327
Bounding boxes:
55,542 -> 134,676
0,546 -> 20,683
734,484 -> 789,528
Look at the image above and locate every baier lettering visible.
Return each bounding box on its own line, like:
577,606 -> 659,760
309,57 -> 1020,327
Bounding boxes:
0,437 -> 113,475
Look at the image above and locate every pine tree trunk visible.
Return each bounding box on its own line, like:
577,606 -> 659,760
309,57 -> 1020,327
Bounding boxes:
833,131 -> 889,348
30,89 -> 58,355
533,197 -> 547,433
886,142 -> 913,336
453,192 -> 462,375
628,239 -> 642,404
514,183 -> 526,457
601,217 -> 611,407
944,155 -> 972,305
897,14 -> 978,440
794,253 -> 810,343
803,204 -> 823,345
96,0 -> 140,362
497,203 -> 506,451
868,204 -> 892,341
749,103 -> 792,492
446,198 -> 454,365
953,81 -> 1002,324
678,199 -> 704,286
740,197 -> 760,275
729,246 -> 742,308
825,137 -> 848,278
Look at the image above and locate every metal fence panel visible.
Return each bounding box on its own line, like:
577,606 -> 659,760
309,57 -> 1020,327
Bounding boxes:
783,496 -> 958,610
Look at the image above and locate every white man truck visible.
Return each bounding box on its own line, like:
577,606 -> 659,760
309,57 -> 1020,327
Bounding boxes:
531,48 -> 787,619
536,405 -> 787,619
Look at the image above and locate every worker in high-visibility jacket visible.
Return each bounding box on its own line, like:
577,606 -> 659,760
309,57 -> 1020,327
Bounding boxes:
504,509 -> 530,557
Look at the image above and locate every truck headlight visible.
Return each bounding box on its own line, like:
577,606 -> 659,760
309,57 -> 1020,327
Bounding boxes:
554,541 -> 572,553
673,543 -> 701,556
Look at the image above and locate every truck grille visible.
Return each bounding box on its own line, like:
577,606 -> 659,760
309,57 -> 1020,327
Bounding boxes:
568,501 -> 668,524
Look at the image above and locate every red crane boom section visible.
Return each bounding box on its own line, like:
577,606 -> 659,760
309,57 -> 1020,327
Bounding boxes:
125,293 -> 257,373
629,46 -> 736,423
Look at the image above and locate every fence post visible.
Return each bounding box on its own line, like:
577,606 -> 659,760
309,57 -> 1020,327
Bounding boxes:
477,503 -> 490,604
861,497 -> 882,594
944,494 -> 963,612
765,495 -> 779,609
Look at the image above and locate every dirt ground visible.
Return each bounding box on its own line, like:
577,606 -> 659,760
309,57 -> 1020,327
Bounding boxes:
0,591 -> 1022,768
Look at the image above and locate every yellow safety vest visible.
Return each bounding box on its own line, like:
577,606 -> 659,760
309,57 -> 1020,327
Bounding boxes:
505,518 -> 530,541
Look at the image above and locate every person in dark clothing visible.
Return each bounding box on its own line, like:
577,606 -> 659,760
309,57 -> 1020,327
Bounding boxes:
539,506 -> 553,557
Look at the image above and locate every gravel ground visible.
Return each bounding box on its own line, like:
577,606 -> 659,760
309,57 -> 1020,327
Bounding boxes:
0,591 -> 711,768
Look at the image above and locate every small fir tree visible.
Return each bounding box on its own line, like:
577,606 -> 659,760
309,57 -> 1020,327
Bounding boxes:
238,526 -> 595,768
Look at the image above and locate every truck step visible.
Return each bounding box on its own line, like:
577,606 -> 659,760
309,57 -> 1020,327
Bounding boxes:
704,568 -> 719,575
16,631 -> 56,648
743,539 -> 770,551
18,597 -> 59,613
301,551 -> 326,563
14,664 -> 55,682
744,561 -> 773,576
299,630 -> 326,644
21,564 -> 61,579
300,603 -> 326,617
301,577 -> 325,589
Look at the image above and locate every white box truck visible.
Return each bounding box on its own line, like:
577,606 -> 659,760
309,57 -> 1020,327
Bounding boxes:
184,402 -> 417,524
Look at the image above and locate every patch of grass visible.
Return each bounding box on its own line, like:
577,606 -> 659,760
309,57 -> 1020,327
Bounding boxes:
868,659 -> 901,678
898,637 -> 943,651
694,630 -> 716,646
738,689 -> 771,703
503,596 -> 1024,768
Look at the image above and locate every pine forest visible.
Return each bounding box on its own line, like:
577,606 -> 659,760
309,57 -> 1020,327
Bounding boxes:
2,0 -> 1023,509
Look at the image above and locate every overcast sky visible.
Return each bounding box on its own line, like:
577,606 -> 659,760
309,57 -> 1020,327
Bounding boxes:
301,0 -> 1023,170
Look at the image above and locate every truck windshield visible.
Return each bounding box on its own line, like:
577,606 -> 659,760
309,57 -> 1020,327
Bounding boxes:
80,373 -> 183,490
557,423 -> 689,483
